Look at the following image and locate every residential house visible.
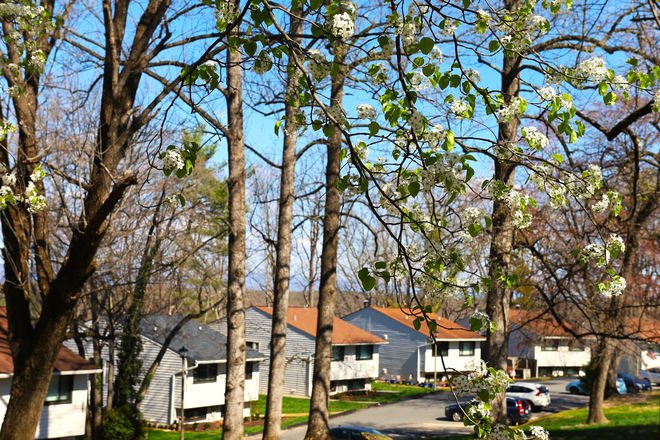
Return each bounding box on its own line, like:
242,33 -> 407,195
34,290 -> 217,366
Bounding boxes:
620,317 -> 660,374
0,307 -> 101,440
65,315 -> 265,426
342,306 -> 486,382
509,309 -> 592,377
210,306 -> 387,396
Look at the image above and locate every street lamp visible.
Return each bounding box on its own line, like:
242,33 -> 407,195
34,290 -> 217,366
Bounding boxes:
178,347 -> 188,440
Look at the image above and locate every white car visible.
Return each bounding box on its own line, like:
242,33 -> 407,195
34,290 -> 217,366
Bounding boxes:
640,368 -> 660,385
507,382 -> 551,412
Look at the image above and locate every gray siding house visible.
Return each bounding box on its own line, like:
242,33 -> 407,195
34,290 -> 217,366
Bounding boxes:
210,306 -> 387,396
343,306 -> 485,382
66,315 -> 264,426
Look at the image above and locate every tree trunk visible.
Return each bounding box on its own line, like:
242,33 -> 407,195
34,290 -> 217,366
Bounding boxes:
263,11 -> 303,439
483,0 -> 522,425
605,344 -> 622,400
90,296 -> 104,440
587,338 -> 611,424
222,5 -> 247,437
304,52 -> 345,440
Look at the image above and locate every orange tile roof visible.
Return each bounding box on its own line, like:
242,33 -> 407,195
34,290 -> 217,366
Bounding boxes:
369,306 -> 485,341
0,308 -> 99,374
625,317 -> 660,343
254,306 -> 387,345
509,309 -> 575,338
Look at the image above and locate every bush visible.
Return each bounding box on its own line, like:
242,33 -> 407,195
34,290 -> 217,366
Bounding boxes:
102,406 -> 145,440
204,423 -> 211,429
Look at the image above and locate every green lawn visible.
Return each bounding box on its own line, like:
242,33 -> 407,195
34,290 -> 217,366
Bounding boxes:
340,381 -> 442,403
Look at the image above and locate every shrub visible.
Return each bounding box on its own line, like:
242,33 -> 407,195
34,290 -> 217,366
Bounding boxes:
102,406 -> 145,440
204,423 -> 211,429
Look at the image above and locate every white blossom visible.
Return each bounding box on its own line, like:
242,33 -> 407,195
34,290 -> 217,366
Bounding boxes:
598,276 -> 626,297
451,100 -> 469,119
441,20 -> 458,37
357,104 -> 377,121
610,75 -> 630,93
0,186 -> 12,197
30,167 -> 44,182
530,426 -> 549,440
521,126 -> 549,150
497,97 -> 526,122
466,69 -> 481,84
2,174 -> 16,186
653,91 -> 660,112
165,194 -> 180,209
329,12 -> 355,40
253,52 -> 272,75
574,56 -> 608,83
426,125 -> 447,149
409,109 -> 425,134
162,149 -> 185,171
537,86 -> 556,101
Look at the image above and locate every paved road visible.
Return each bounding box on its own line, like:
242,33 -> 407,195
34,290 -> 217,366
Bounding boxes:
268,378 -> 590,440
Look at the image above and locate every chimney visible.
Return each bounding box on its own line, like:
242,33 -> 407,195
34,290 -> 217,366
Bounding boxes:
363,299 -> 370,308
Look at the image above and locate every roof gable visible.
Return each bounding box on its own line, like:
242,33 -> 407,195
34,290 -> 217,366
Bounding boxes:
253,306 -> 386,345
369,306 -> 485,341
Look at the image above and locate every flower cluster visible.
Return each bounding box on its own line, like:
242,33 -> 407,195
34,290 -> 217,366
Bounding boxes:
368,62 -> 389,86
451,100 -> 469,119
253,51 -> 272,75
307,49 -> 331,82
0,163 -> 48,213
530,426 -> 550,440
521,126 -> 549,151
489,424 -> 526,440
409,109 -> 425,134
573,56 -> 608,83
425,125 -> 447,150
329,11 -> 355,40
418,151 -> 463,192
450,359 -> 512,398
591,190 -> 621,214
357,104 -> 377,121
497,97 -> 526,123
598,275 -> 627,297
528,164 -> 566,209
162,149 -> 185,171
215,0 -> 239,23
469,310 -> 492,332
653,91 -> 660,112
579,234 -> 626,267
537,86 -> 557,101
489,182 -> 532,229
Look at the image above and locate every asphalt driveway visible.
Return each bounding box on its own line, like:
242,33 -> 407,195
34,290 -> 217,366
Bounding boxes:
270,377 -> 592,440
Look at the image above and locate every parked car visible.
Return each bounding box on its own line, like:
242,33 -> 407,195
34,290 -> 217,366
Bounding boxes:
507,382 -> 551,411
330,426 -> 387,440
565,378 -> 627,395
445,397 -> 531,426
640,368 -> 660,386
618,373 -> 652,392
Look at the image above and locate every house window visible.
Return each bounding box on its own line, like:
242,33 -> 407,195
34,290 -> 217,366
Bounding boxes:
245,362 -> 255,380
459,342 -> 475,356
542,339 -> 559,351
193,363 -> 218,383
332,346 -> 345,362
356,345 -> 373,360
184,407 -> 208,421
433,342 -> 449,357
247,341 -> 260,351
651,344 -> 660,356
570,341 -> 584,351
348,379 -> 365,391
45,375 -> 74,405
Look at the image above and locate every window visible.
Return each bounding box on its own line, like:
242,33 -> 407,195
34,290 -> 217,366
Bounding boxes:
652,344 -> 660,356
184,407 -> 208,421
433,342 -> 449,357
570,341 -> 584,351
356,345 -> 373,360
348,379 -> 366,391
541,339 -> 559,352
45,375 -> 74,405
459,341 -> 475,356
245,362 -> 255,380
247,341 -> 260,351
193,363 -> 217,383
331,346 -> 345,362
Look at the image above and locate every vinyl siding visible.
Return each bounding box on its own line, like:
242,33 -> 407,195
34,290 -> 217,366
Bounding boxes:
422,341 -> 482,376
0,374 -> 88,439
330,345 -> 380,381
343,308 -> 426,381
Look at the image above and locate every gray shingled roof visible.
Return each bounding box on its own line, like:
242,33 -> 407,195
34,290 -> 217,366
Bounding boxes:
139,315 -> 263,362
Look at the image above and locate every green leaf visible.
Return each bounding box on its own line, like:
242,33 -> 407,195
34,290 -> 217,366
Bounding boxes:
408,181 -> 420,197
274,120 -> 281,136
358,268 -> 369,281
310,0 -> 323,10
489,40 -> 500,52
626,58 -> 639,67
484,216 -> 492,228
323,124 -> 335,137
469,317 -> 483,331
368,121 -> 380,138
375,261 -> 387,270
465,165 -> 474,182
598,81 -> 608,96
362,275 -> 376,291
419,37 -> 434,55
177,194 -> 186,207
412,318 -> 422,331
552,153 -> 564,163
468,223 -> 481,237
603,91 -> 617,106
311,24 -> 324,37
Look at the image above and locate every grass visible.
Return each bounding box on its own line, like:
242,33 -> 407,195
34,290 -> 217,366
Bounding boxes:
414,392 -> 660,440
344,381 -> 442,403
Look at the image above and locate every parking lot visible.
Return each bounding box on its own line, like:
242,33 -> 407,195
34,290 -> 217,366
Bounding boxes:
272,377 -> 593,439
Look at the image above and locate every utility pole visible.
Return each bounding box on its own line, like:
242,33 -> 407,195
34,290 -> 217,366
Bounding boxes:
179,347 -> 188,440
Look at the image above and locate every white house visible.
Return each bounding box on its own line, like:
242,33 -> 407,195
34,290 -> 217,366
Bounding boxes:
0,308 -> 101,440
509,309 -> 593,377
66,315 -> 265,426
620,317 -> 660,374
342,306 -> 485,382
210,306 -> 387,396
